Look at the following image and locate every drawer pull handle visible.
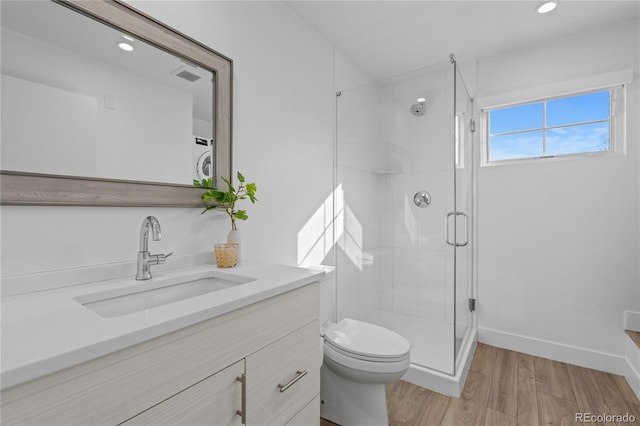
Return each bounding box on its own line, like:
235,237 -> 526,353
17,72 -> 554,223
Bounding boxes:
236,374 -> 246,424
278,370 -> 308,393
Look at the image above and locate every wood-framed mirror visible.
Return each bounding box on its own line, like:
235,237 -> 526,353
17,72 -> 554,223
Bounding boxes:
0,0 -> 232,207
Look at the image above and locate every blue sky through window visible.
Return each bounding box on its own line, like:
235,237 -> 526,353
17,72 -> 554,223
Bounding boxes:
490,131 -> 543,161
490,103 -> 543,134
547,91 -> 609,126
488,90 -> 611,161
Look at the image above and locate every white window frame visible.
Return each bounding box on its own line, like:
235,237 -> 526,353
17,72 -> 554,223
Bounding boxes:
477,69 -> 632,167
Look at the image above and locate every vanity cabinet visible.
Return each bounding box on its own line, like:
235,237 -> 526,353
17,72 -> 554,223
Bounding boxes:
246,320 -> 320,425
287,396 -> 321,426
123,360 -> 245,426
1,283 -> 320,426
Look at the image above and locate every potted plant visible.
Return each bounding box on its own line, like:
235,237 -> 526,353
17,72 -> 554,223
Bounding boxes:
194,172 -> 257,265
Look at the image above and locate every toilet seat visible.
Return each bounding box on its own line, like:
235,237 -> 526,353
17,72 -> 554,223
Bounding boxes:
324,340 -> 411,363
324,318 -> 411,362
323,342 -> 410,377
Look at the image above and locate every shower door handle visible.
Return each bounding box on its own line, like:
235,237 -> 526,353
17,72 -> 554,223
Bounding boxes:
445,211 -> 469,247
458,212 -> 469,247
445,212 -> 455,246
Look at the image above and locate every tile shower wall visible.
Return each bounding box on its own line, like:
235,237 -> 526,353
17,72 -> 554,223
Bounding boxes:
335,81 -> 387,320
336,63 -> 457,327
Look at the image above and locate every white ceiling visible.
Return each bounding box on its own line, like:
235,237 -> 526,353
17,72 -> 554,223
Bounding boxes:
284,1 -> 640,81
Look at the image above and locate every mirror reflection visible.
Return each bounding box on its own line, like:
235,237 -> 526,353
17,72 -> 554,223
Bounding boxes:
1,0 -> 215,185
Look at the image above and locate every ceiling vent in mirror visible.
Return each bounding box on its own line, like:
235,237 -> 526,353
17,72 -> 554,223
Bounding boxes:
171,64 -> 202,82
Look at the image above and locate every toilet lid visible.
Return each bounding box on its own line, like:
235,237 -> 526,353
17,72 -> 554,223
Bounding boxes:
324,319 -> 410,360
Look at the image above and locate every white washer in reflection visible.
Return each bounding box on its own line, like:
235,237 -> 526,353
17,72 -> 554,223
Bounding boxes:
196,150 -> 212,180
192,136 -> 213,180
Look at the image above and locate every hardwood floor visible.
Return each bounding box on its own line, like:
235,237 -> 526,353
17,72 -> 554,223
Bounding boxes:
320,343 -> 640,426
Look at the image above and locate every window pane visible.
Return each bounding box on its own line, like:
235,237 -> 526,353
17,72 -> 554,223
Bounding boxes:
547,91 -> 610,127
489,131 -> 543,161
546,122 -> 610,156
490,103 -> 543,135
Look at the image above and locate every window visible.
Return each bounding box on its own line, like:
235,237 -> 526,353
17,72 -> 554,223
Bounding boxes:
485,88 -> 620,163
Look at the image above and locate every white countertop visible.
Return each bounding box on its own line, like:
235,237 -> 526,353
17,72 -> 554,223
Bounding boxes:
1,262 -> 325,390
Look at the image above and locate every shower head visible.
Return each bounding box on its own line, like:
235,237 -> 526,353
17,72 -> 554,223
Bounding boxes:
410,101 -> 426,117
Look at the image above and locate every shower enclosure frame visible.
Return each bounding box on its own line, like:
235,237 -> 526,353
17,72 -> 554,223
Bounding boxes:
332,54 -> 477,396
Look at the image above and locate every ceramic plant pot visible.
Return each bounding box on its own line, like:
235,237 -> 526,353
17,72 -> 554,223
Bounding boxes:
227,229 -> 241,262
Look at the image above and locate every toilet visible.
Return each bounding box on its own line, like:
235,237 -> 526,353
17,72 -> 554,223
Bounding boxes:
320,318 -> 411,425
309,265 -> 411,425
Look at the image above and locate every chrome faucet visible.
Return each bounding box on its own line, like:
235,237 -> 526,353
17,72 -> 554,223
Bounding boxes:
136,216 -> 172,280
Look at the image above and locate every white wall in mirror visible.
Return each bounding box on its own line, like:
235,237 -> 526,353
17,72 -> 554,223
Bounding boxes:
0,1 -> 213,185
2,73 -> 98,177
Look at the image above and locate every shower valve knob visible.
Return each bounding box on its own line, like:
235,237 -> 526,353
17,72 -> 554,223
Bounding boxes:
413,191 -> 432,208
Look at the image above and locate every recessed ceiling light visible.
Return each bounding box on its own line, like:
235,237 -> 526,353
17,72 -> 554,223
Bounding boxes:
117,41 -> 134,52
417,97 -> 426,103
537,1 -> 557,14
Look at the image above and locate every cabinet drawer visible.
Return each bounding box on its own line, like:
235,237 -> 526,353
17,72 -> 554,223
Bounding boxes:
285,395 -> 320,426
122,359 -> 244,426
246,320 -> 320,426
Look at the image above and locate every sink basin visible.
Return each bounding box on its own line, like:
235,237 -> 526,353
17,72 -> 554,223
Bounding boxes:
74,271 -> 255,318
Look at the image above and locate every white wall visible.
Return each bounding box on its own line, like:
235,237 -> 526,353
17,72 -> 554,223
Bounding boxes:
476,21 -> 640,374
1,27 -> 194,184
334,48 -> 375,94
1,1 -> 337,283
127,1 -> 337,266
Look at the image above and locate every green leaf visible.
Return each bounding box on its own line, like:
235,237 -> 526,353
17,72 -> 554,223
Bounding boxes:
202,190 -> 227,204
223,192 -> 235,204
234,210 -> 248,220
193,177 -> 214,188
198,172 -> 256,219
201,190 -> 215,202
201,205 -> 218,214
246,183 -> 257,203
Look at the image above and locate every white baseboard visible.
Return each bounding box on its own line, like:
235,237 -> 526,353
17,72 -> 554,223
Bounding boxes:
478,326 -> 626,376
625,357 -> 640,401
625,335 -> 640,400
625,311 -> 640,332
